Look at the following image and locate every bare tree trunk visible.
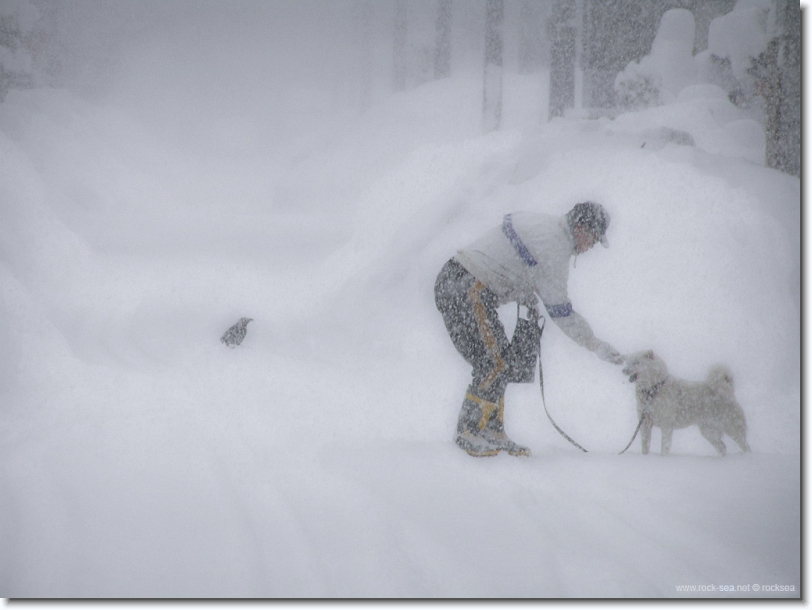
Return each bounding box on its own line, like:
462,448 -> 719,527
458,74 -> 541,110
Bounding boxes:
548,0 -> 575,120
483,0 -> 503,132
434,0 -> 452,79
772,0 -> 800,176
393,0 -> 408,92
749,0 -> 800,177
518,0 -> 543,74
358,0 -> 374,112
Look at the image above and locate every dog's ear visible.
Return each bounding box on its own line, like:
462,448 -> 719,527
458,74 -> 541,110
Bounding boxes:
645,350 -> 655,359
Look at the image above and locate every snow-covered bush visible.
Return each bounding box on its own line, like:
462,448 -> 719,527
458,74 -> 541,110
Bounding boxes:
614,68 -> 663,110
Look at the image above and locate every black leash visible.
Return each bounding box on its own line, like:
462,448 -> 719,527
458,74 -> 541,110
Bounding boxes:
536,316 -> 646,455
618,412 -> 648,455
537,318 -> 589,453
618,381 -> 663,454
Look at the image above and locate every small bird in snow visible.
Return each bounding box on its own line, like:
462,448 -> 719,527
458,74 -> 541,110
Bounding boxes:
221,317 -> 253,347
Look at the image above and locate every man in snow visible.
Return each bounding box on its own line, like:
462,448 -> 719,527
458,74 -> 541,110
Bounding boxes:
435,202 -> 623,457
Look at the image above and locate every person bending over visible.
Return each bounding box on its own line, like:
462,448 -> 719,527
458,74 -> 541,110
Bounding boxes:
434,202 -> 623,457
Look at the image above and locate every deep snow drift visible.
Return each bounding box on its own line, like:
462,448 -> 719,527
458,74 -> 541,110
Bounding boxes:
0,7 -> 801,599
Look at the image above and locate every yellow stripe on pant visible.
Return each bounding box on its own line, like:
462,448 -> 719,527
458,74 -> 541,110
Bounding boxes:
467,280 -> 506,393
465,393 -> 504,431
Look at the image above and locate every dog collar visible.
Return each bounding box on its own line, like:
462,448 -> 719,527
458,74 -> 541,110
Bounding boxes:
642,380 -> 666,404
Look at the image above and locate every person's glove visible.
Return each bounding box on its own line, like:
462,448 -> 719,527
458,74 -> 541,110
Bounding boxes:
519,297 -> 540,323
594,341 -> 624,365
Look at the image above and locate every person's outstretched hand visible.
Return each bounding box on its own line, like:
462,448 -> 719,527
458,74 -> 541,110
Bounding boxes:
595,341 -> 624,365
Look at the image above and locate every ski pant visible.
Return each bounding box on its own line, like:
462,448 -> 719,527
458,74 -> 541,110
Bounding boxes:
434,258 -> 541,403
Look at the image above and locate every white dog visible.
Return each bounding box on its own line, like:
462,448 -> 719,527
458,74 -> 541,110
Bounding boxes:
622,350 -> 750,456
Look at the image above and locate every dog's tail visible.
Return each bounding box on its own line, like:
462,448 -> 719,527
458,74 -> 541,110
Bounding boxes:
707,365 -> 735,393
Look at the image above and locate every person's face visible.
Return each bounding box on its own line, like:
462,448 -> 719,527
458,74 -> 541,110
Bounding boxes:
573,224 -> 599,254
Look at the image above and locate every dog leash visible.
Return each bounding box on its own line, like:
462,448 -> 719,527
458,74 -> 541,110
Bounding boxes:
537,318 -> 589,453
618,412 -> 648,455
537,317 -> 651,455
617,381 -> 663,454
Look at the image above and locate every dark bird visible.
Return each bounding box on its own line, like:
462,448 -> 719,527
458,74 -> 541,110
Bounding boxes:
221,317 -> 253,347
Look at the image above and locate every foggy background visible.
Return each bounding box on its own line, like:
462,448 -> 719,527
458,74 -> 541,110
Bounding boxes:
0,0 -> 802,599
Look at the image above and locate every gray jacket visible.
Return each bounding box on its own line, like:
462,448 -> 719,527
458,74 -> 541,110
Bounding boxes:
454,211 -> 605,353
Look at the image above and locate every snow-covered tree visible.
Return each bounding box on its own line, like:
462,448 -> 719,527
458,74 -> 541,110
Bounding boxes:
692,0 -> 799,175
582,0 -> 666,112
614,8 -> 696,110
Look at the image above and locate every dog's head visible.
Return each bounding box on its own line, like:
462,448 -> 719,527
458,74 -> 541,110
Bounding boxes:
622,350 -> 666,385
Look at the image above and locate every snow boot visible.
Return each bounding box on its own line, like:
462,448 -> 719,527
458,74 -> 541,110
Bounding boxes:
455,391 -> 501,457
482,397 -> 531,457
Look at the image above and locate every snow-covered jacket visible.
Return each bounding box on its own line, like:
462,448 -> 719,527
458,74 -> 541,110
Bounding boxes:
454,211 -> 602,351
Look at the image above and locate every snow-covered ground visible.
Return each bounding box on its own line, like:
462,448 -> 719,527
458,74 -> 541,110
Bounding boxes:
0,3 -> 801,599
